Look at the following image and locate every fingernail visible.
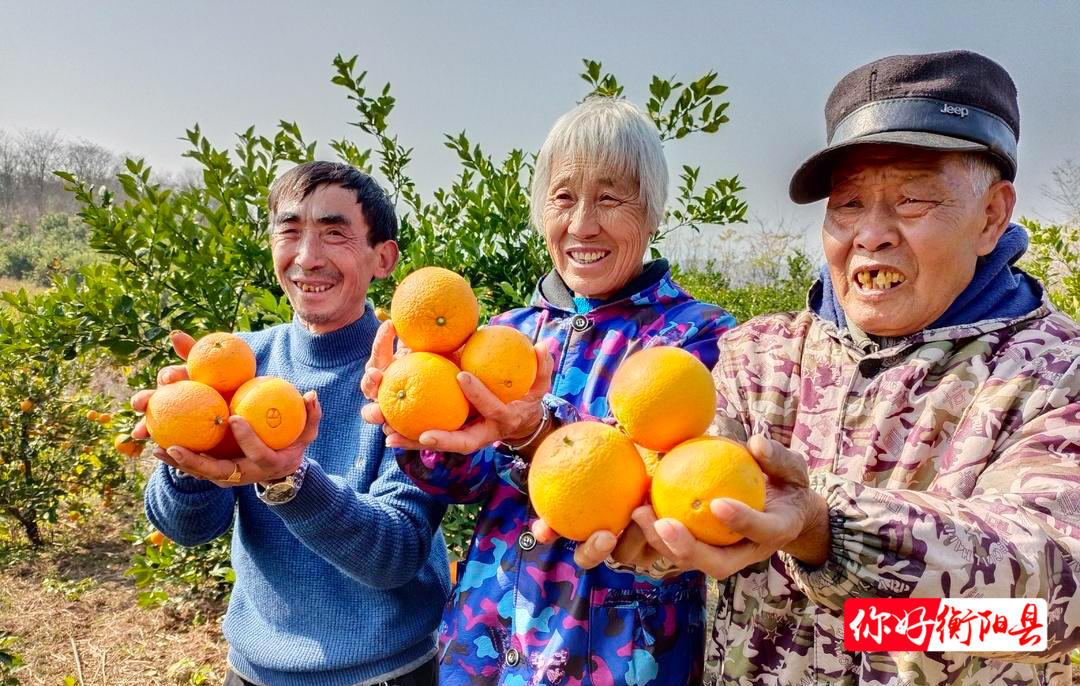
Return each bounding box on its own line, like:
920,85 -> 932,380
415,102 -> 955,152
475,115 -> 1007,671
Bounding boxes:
419,434 -> 435,446
596,531 -> 616,550
304,390 -> 316,401
711,499 -> 735,520
169,330 -> 181,340
654,519 -> 676,542
162,371 -> 172,383
166,448 -> 182,460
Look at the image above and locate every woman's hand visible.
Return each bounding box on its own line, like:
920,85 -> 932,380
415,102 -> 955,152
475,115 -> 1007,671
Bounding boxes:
360,320 -> 555,454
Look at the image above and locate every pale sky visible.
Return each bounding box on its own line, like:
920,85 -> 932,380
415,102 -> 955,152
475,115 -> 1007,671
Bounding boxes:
3,2 -> 1079,251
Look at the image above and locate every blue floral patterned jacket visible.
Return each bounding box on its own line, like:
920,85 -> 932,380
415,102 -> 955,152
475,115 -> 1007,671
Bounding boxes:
396,260 -> 734,686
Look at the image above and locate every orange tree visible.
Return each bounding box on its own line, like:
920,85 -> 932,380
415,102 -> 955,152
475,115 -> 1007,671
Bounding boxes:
2,56 -> 746,566
0,315 -> 128,547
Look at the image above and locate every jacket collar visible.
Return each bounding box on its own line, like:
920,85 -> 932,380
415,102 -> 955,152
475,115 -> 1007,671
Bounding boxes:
535,259 -> 676,313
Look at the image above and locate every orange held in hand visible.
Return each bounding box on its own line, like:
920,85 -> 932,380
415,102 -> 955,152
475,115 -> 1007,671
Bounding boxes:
460,325 -> 538,404
391,266 -> 479,353
230,377 -> 306,450
146,380 -> 229,452
650,436 -> 766,546
608,346 -> 716,452
528,421 -> 649,541
378,352 -> 470,441
186,332 -> 257,394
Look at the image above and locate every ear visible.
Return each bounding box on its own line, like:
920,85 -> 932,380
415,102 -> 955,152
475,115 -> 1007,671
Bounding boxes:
975,180 -> 1016,256
372,239 -> 400,279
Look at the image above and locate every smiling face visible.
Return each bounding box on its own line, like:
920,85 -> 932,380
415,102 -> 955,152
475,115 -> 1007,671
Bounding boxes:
541,157 -> 651,299
270,183 -> 398,333
823,146 -> 1014,337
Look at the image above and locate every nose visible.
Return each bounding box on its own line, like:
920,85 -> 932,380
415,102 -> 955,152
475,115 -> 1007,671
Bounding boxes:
294,231 -> 326,271
852,202 -> 900,253
567,200 -> 601,240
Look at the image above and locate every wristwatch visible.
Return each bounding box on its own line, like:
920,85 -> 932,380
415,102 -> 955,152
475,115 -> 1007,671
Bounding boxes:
255,458 -> 308,505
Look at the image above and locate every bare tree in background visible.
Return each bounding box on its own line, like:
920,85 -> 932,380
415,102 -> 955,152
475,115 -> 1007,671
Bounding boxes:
16,129 -> 63,215
1041,159 -> 1080,225
0,131 -> 17,210
64,139 -> 122,188
0,129 -> 125,223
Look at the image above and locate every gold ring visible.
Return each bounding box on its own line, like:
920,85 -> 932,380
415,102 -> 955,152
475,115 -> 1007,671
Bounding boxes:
226,464 -> 242,483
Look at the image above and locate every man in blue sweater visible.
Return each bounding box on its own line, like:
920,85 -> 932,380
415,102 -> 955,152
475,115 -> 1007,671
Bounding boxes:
131,162 -> 449,686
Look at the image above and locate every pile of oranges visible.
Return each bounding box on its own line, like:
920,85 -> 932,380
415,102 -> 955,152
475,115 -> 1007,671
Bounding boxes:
529,346 -> 766,545
377,267 -> 538,441
145,332 -> 306,456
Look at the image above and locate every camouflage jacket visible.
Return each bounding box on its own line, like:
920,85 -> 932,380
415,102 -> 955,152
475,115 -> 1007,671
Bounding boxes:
706,286 -> 1080,686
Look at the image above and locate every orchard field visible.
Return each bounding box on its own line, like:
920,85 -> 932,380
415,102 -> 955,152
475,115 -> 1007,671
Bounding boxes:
2,56 -> 1079,685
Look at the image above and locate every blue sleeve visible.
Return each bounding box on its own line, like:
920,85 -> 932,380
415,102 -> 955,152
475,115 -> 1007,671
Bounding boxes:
143,462 -> 237,546
266,450 -> 447,590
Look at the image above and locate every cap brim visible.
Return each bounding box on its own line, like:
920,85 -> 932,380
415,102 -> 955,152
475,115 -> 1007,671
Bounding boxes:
788,131 -> 992,204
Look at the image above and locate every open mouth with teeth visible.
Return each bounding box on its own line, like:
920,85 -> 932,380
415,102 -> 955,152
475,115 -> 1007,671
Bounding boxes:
567,248 -> 611,266
853,268 -> 907,291
294,281 -> 336,294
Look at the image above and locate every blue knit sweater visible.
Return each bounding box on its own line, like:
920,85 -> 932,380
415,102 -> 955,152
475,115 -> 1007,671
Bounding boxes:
144,306 -> 450,686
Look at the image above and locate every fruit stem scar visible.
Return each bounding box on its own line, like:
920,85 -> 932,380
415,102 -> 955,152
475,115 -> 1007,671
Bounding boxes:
691,499 -> 702,511
436,316 -> 446,326
396,390 -> 406,400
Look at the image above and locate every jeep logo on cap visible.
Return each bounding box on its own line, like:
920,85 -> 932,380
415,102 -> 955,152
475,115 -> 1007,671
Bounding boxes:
940,103 -> 969,118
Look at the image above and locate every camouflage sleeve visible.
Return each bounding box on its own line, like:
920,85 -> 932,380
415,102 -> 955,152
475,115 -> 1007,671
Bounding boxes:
710,331 -> 753,444
780,400 -> 1080,662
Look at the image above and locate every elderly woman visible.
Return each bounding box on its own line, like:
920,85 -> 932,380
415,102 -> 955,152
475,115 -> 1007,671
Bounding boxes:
603,51 -> 1080,686
362,97 -> 734,685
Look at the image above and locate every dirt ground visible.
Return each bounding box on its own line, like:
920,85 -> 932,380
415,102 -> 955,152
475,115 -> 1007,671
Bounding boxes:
0,490 -> 228,686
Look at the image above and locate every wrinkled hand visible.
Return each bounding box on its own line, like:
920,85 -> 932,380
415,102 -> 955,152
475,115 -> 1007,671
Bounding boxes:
634,434 -> 829,579
131,330 -> 322,486
360,320 -> 555,454
529,507 -> 680,573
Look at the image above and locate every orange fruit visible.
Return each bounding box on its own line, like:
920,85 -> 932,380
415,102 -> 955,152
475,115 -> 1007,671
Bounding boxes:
635,443 -> 662,483
86,410 -> 100,421
207,425 -> 243,459
19,399 -> 33,412
114,433 -> 145,458
378,352 -> 470,441
97,412 -> 113,424
145,380 -> 229,452
147,531 -> 166,547
230,377 -> 306,450
375,307 -> 390,322
650,436 -> 766,546
528,421 -> 649,541
460,326 -> 537,404
608,346 -> 716,452
186,332 -> 257,394
391,267 -> 479,353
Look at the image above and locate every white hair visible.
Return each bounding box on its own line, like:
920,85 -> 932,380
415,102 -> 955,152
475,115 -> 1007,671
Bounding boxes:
960,152 -> 1003,197
530,96 -> 668,233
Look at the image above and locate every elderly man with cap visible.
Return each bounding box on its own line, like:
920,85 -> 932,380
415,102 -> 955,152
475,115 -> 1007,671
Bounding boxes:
594,50 -> 1080,685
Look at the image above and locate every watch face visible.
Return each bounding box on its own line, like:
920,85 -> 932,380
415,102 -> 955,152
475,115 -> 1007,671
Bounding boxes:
266,482 -> 296,503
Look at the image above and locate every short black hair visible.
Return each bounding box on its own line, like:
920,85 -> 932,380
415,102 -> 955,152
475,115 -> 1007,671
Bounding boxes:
268,161 -> 398,245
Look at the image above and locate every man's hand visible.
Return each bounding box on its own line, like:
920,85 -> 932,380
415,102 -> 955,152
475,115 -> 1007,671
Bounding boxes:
633,434 -> 830,580
360,320 -> 555,454
147,393 -> 320,486
131,330 -> 322,486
